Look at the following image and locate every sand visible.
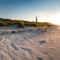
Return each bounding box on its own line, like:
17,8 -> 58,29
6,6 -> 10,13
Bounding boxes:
0,26 -> 60,60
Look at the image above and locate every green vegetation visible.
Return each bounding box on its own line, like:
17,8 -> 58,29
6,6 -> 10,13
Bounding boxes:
17,21 -> 24,28
0,18 -> 54,28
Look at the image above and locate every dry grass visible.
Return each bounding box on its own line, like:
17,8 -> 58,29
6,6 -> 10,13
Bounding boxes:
38,27 -> 47,32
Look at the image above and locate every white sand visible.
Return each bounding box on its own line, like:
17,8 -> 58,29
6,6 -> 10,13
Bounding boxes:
0,26 -> 60,60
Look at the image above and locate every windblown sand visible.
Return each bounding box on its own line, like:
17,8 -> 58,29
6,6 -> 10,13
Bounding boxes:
0,26 -> 60,60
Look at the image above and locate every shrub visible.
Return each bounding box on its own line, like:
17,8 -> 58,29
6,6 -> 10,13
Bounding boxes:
29,23 -> 38,27
17,22 -> 24,28
24,22 -> 30,27
0,21 -> 6,26
11,21 -> 17,25
6,21 -> 12,26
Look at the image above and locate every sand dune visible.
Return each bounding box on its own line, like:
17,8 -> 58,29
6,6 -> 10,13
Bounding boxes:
0,26 -> 60,60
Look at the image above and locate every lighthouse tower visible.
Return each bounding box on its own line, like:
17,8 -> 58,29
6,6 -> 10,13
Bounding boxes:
36,16 -> 37,22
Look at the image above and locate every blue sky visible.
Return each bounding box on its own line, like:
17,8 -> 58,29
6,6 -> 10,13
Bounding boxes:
0,0 -> 60,24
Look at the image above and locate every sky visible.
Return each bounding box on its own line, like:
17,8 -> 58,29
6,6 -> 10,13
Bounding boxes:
0,0 -> 60,24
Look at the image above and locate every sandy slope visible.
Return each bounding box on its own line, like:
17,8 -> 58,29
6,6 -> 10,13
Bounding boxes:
0,26 -> 60,60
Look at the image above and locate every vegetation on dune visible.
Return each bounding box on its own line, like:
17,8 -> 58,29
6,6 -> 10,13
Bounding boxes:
0,18 -> 54,27
0,21 -> 6,26
17,21 -> 24,28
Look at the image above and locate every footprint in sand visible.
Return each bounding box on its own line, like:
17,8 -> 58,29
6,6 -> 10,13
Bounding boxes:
11,43 -> 18,50
37,58 -> 43,60
39,40 -> 46,44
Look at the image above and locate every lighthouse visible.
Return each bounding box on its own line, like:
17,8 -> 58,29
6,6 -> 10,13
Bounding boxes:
36,16 -> 37,22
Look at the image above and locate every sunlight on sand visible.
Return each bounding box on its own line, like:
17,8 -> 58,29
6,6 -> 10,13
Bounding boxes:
0,26 -> 60,60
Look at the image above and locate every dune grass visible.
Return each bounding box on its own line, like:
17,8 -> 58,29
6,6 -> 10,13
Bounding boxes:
0,18 -> 54,28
